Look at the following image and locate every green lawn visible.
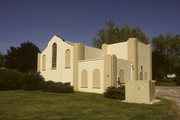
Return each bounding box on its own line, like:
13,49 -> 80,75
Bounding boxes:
0,90 -> 175,120
156,81 -> 178,86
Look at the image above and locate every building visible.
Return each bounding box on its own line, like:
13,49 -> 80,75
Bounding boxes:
37,35 -> 156,103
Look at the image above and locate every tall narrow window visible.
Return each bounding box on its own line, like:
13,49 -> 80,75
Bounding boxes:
52,43 -> 57,69
144,72 -> 148,80
93,69 -> 100,88
42,55 -> 46,71
65,49 -> 71,68
81,69 -> 88,88
140,72 -> 143,80
119,70 -> 124,83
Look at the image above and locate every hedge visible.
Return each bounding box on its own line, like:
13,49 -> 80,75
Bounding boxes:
0,69 -> 74,93
41,81 -> 74,93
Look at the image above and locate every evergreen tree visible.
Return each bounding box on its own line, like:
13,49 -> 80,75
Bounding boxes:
5,41 -> 40,72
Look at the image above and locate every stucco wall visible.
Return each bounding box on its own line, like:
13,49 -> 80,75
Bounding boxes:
137,42 -> 149,80
125,80 -> 155,103
117,59 -> 132,82
78,59 -> 104,93
84,46 -> 103,60
40,36 -> 74,84
107,42 -> 128,60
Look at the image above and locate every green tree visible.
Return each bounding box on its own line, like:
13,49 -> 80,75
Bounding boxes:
5,41 -> 40,72
0,52 -> 5,67
152,34 -> 180,81
93,21 -> 149,48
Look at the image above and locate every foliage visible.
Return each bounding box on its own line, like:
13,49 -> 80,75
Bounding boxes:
0,69 -> 23,90
41,81 -> 74,93
155,80 -> 177,86
22,72 -> 44,90
104,86 -> 125,100
152,34 -> 180,82
152,51 -> 167,80
5,41 -> 40,72
173,75 -> 180,85
0,68 -> 73,92
0,52 -> 5,67
93,21 -> 149,48
0,90 -> 175,120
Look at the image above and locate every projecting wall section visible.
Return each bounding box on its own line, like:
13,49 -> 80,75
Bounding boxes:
127,38 -> 138,80
103,54 -> 117,90
39,35 -> 74,84
138,42 -> 151,80
78,59 -> 104,93
73,43 -> 85,90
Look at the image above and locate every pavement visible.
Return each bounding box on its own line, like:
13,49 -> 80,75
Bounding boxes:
156,86 -> 180,119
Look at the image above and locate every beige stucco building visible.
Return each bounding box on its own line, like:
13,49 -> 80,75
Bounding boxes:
37,35 -> 156,103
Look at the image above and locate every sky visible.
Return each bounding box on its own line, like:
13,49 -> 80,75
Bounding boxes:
0,0 -> 179,53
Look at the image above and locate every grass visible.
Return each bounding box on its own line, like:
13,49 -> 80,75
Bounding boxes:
156,81 -> 178,86
0,90 -> 175,120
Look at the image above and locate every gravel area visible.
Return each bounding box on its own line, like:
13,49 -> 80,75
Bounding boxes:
156,86 -> 180,119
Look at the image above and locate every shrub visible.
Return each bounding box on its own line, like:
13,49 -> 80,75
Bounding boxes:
40,81 -> 74,93
173,75 -> 180,85
40,80 -> 54,92
104,86 -> 125,100
22,72 -> 44,90
0,69 -> 23,90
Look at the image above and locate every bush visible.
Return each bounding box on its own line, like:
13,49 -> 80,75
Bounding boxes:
40,81 -> 74,93
104,86 -> 125,100
22,72 -> 44,90
173,75 -> 180,85
0,69 -> 74,92
0,69 -> 23,90
40,80 -> 54,92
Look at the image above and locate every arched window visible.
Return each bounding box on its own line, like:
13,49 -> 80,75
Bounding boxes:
93,69 -> 100,88
42,55 -> 46,71
140,72 -> 143,80
119,70 -> 124,83
144,72 -> 148,80
65,49 -> 71,68
81,69 -> 88,88
52,43 -> 57,69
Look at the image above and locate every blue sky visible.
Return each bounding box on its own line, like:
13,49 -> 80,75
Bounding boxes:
0,0 -> 179,53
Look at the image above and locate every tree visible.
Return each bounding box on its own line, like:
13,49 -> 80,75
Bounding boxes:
0,52 -> 5,67
5,41 -> 40,72
152,33 -> 180,81
93,21 -> 149,48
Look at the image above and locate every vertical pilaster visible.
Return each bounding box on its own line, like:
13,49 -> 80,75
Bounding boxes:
104,54 -> 111,90
111,55 -> 117,86
147,44 -> 152,80
73,43 -> 84,90
103,54 -> 117,91
37,53 -> 41,72
127,38 -> 138,80
101,43 -> 107,56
